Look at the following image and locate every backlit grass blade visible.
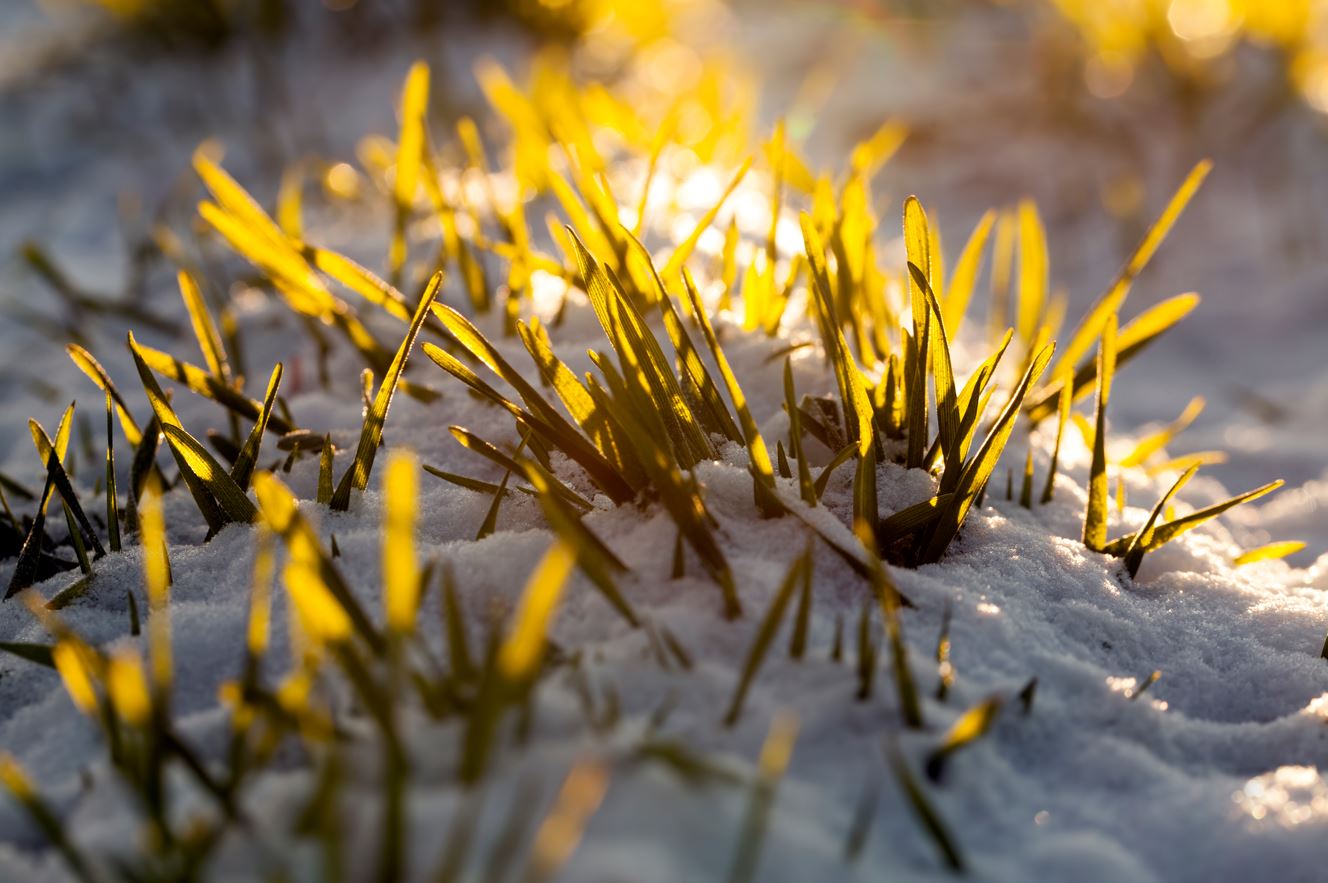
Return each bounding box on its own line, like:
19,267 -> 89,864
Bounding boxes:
518,319 -> 645,487
813,443 -> 857,500
426,305 -> 638,502
724,548 -> 812,726
330,273 -> 441,511
920,343 -> 1054,564
1053,160 -> 1211,376
178,270 -> 230,382
924,696 -> 1002,782
30,420 -> 105,562
390,61 -> 430,282
1030,292 -> 1200,422
1083,315 -> 1117,552
572,233 -> 712,465
943,210 -> 994,335
383,451 -> 420,636
441,565 -> 474,680
908,263 -> 958,470
660,157 -> 752,282
498,539 -> 577,683
130,339 -> 295,435
66,344 -> 142,446
230,363 -> 283,491
876,494 -> 954,547
160,425 -> 259,525
253,472 -> 384,654
584,374 -> 740,617
129,333 -> 237,531
621,229 -> 742,444
1102,479 -> 1284,557
1120,396 -> 1204,468
681,270 -> 776,499
1015,201 -> 1047,347
1234,541 -> 1306,566
728,711 -> 799,883
0,753 -> 98,883
451,427 -> 591,511
800,214 -> 874,457
524,759 -> 611,883
308,246 -> 414,323
1122,464 -> 1198,578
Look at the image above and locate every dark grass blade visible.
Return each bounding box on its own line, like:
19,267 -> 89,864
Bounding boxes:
331,273 -> 441,511
1083,315 -> 1117,552
230,363 -> 283,491
724,548 -> 812,726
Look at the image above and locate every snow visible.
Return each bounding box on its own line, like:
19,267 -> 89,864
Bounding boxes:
1,2 -> 1327,881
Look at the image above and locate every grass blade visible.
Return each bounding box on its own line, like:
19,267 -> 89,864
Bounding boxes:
330,272 -> 441,511
1083,315 -> 1117,552
724,548 -> 812,726
1234,541 -> 1306,566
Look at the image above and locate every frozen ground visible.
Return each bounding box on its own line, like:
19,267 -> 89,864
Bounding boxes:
0,2 -> 1326,881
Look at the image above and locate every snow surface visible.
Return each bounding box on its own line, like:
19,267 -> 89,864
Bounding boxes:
1,2 -> 1326,881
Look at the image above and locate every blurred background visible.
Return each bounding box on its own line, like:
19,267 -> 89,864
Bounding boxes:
2,0 -> 1326,546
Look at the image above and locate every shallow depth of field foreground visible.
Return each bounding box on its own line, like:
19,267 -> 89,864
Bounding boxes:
1,1 -> 1326,881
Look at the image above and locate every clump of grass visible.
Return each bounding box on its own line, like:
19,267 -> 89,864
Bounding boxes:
0,47 -> 1293,883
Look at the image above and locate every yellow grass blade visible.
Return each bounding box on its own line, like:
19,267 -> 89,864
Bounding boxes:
1235,541 -> 1306,566
498,539 -> 577,683
383,451 -> 420,635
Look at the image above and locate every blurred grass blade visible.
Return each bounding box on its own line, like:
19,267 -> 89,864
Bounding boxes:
924,696 -> 1002,782
178,270 -> 230,381
1235,541 -> 1306,566
885,744 -> 964,873
66,344 -> 142,446
724,549 -> 811,726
